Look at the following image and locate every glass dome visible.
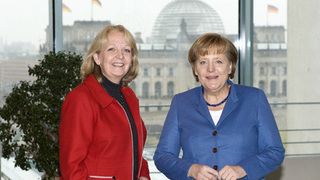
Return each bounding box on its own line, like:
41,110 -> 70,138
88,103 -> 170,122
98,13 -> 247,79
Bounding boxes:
150,0 -> 225,44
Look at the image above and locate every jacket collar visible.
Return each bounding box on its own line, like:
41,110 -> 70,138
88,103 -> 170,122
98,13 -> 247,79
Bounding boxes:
83,74 -> 139,109
83,74 -> 118,108
197,80 -> 239,127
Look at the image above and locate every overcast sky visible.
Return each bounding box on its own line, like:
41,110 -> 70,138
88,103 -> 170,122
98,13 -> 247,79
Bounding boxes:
0,0 -> 286,48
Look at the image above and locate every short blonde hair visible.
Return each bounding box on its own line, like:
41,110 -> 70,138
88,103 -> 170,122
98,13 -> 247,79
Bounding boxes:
188,33 -> 238,81
81,24 -> 138,87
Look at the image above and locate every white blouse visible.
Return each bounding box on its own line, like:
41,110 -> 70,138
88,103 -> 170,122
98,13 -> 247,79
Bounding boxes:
209,109 -> 223,125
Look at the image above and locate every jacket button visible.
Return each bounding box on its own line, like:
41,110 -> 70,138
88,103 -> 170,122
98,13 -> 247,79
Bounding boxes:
213,165 -> 218,170
212,148 -> 217,153
212,131 -> 217,136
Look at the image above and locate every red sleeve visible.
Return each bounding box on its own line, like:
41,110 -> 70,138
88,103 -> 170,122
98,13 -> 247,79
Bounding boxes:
139,119 -> 151,180
140,159 -> 151,179
59,90 -> 95,179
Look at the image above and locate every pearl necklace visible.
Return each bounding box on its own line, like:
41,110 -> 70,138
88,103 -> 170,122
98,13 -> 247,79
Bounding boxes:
205,86 -> 231,107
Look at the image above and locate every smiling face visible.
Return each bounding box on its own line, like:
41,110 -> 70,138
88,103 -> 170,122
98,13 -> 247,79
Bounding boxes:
93,31 -> 132,84
195,51 -> 232,93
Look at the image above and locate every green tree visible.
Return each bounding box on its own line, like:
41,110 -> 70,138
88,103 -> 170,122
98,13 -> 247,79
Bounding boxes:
0,51 -> 83,179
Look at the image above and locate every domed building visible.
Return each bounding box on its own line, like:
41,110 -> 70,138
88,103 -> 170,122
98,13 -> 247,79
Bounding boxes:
135,0 -> 228,103
133,0 -> 229,130
149,0 -> 225,44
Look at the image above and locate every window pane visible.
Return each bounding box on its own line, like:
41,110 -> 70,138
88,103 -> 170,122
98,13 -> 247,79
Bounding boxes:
253,0 -> 287,128
0,0 -> 48,105
59,0 -> 239,179
254,0 -> 320,157
0,0 -> 49,178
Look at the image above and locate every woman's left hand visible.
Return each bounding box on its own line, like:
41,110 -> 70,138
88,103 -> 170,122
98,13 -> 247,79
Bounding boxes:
139,176 -> 149,180
218,165 -> 247,180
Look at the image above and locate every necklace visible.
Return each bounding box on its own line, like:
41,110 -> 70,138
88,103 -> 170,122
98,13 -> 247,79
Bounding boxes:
205,86 -> 231,107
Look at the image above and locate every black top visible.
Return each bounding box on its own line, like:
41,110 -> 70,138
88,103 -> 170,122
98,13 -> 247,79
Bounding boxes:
100,75 -> 139,180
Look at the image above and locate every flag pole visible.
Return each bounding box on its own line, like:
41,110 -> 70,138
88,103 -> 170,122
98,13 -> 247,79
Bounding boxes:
266,7 -> 269,26
91,0 -> 93,21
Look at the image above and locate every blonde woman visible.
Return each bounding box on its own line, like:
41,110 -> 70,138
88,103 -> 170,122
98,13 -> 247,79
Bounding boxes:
60,25 -> 150,180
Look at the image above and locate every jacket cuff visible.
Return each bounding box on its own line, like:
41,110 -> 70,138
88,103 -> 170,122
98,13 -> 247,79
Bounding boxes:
139,159 -> 151,180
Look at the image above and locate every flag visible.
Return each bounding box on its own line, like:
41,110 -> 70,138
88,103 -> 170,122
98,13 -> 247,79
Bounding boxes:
268,5 -> 278,13
62,4 -> 72,13
92,0 -> 102,7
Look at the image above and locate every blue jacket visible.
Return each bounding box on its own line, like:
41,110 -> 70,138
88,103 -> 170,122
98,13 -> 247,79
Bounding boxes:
153,81 -> 285,180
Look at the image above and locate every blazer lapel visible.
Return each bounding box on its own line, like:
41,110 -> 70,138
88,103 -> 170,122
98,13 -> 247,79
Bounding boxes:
217,82 -> 239,126
84,74 -> 115,108
197,86 -> 216,127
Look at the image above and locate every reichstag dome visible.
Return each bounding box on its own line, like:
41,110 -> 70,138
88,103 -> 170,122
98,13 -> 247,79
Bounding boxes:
150,0 -> 225,44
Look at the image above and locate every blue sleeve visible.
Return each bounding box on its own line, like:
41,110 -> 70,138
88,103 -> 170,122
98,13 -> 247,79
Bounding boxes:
238,90 -> 285,179
153,96 -> 194,180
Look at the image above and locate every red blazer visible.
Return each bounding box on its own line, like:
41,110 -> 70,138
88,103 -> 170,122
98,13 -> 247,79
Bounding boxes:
59,74 -> 150,180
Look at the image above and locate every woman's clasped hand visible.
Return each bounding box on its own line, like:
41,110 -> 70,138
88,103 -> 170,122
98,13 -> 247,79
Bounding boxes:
188,164 -> 246,180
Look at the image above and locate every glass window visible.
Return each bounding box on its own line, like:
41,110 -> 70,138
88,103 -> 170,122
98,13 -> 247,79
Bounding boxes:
0,1 -> 48,102
0,1 -> 49,178
58,2 -> 236,178
259,80 -> 265,91
282,80 -> 287,96
1,0 -> 239,179
270,80 -> 277,96
156,68 -> 161,76
155,81 -> 161,98
167,81 -> 174,97
254,0 -> 320,158
260,67 -> 265,75
143,68 -> 149,76
142,82 -> 149,98
3,0 -> 320,179
272,66 -> 277,75
130,81 -> 136,93
169,67 -> 174,76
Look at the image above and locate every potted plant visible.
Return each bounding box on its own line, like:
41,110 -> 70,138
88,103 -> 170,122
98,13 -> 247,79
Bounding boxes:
0,51 -> 82,179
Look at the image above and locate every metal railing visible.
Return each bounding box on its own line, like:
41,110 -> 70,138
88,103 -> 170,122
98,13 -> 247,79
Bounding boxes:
146,129 -> 320,156
142,102 -> 320,157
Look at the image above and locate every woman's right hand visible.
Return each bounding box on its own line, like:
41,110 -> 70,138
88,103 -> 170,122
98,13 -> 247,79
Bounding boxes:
188,164 -> 219,180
